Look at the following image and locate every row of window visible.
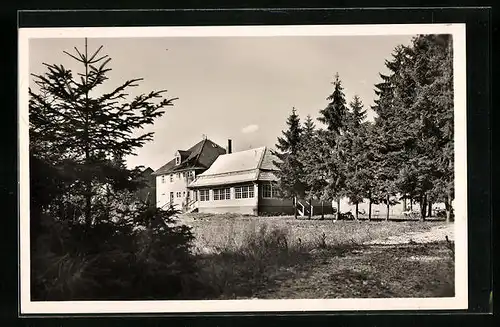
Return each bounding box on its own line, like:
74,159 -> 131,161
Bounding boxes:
198,184 -> 276,201
162,184 -> 279,202
169,191 -> 187,199
161,171 -> 195,184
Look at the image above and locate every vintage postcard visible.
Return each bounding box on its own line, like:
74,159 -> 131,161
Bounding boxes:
18,23 -> 467,314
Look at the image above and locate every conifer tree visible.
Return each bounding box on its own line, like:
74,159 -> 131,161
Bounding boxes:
298,114 -> 317,219
273,107 -> 304,218
348,95 -> 367,129
29,38 -> 178,226
315,73 -> 349,217
343,95 -> 368,219
371,46 -> 410,220
372,36 -> 454,221
318,73 -> 348,135
400,34 -> 454,221
302,114 -> 316,139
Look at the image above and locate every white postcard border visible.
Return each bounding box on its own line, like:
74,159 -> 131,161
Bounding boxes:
18,23 -> 468,314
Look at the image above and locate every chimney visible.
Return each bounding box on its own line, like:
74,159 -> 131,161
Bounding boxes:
227,139 -> 232,154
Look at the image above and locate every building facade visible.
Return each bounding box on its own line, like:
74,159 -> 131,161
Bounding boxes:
188,146 -> 332,216
152,137 -> 227,210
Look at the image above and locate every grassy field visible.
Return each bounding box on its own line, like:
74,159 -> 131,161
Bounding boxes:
178,213 -> 455,300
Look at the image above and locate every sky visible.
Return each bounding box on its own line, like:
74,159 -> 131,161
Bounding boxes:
29,35 -> 414,171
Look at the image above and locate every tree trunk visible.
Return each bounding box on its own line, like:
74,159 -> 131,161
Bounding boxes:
337,198 -> 341,220
355,203 -> 359,220
419,194 -> 426,221
308,197 -> 312,220
293,195 -> 297,219
428,200 -> 433,218
368,198 -> 372,221
83,38 -> 92,227
386,194 -> 390,221
446,191 -> 453,223
403,197 -> 407,211
321,201 -> 324,220
410,197 -> 413,211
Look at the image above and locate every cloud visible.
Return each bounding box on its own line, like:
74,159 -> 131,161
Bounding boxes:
241,124 -> 259,134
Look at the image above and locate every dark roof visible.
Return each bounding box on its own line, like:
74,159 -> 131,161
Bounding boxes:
152,139 -> 226,176
142,167 -> 154,174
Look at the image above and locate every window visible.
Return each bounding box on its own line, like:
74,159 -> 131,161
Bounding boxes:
161,175 -> 165,183
176,191 -> 182,198
213,188 -> 231,200
235,185 -> 254,199
183,191 -> 186,197
175,153 -> 181,165
170,174 -> 173,182
262,183 -> 279,198
176,173 -> 181,179
199,189 -> 209,201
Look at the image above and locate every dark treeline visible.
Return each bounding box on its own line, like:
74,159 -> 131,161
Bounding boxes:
273,34 -> 454,222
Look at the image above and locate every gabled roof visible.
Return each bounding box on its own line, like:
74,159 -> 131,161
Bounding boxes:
188,146 -> 281,188
152,139 -> 226,176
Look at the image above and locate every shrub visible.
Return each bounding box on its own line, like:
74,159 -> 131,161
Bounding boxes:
31,201 -> 198,301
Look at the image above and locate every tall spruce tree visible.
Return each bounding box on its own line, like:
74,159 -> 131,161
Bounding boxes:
315,73 -> 349,217
371,46 -> 410,220
371,36 -> 454,221
318,73 -> 348,135
343,95 -> 368,219
29,38 -> 178,226
298,114 -> 317,218
273,107 -> 304,218
400,34 -> 454,221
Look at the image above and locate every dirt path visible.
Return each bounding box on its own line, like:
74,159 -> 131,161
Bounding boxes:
364,222 -> 454,245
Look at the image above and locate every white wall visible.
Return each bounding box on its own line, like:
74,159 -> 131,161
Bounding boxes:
156,170 -> 196,210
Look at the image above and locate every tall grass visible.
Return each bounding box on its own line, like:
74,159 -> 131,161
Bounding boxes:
192,222 -> 308,299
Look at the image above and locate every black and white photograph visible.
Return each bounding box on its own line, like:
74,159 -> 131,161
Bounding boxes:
18,23 -> 467,314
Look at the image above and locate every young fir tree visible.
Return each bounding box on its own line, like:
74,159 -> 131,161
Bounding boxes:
302,114 -> 316,139
29,39 -> 199,301
273,107 -> 304,218
315,73 -> 349,218
29,38 -> 178,226
348,95 -> 367,129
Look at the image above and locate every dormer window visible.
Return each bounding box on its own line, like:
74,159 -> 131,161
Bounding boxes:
174,151 -> 181,165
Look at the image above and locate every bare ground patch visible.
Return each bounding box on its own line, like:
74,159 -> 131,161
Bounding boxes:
253,243 -> 454,299
179,214 -> 455,300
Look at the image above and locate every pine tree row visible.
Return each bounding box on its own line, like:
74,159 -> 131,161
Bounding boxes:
273,34 -> 454,222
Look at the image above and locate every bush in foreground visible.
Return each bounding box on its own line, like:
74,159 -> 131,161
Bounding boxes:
31,203 -> 198,301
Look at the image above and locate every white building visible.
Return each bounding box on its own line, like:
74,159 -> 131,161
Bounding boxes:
152,137 -> 227,211
188,146 -> 333,216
